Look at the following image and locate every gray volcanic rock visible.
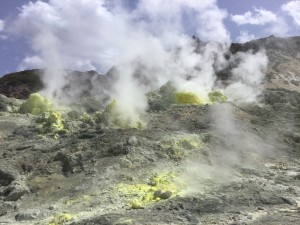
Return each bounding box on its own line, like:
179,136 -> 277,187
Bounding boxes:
0,70 -> 43,99
0,95 -> 22,112
219,36 -> 300,92
3,180 -> 29,201
0,165 -> 19,187
15,209 -> 40,221
0,69 -> 114,102
0,36 -> 299,225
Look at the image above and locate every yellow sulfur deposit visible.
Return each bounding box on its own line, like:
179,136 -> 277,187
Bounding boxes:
19,93 -> 53,115
175,136 -> 203,150
81,112 -> 94,125
117,172 -> 183,209
175,91 -> 203,105
48,213 -> 73,225
105,99 -> 117,112
161,135 -> 203,160
19,93 -> 67,137
36,111 -> 66,136
208,90 -> 228,103
64,195 -> 92,206
103,99 -> 144,129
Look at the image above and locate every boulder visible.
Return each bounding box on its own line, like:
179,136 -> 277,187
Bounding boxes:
0,165 -> 19,186
15,209 -> 40,221
3,180 -> 29,201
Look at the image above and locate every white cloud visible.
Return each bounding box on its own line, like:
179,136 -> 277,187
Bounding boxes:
231,8 -> 277,26
282,0 -> 300,26
231,7 -> 290,36
236,31 -> 256,43
0,19 -> 4,32
265,17 -> 290,36
18,55 -> 45,71
0,20 -> 7,40
0,35 -> 7,40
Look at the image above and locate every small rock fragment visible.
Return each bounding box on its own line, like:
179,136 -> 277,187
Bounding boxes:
159,191 -> 172,200
281,197 -> 297,205
264,163 -> 277,169
127,136 -> 138,146
259,191 -> 285,205
15,209 -> 40,221
0,165 -> 19,186
3,181 -> 29,201
108,143 -> 130,156
0,207 -> 7,217
152,189 -> 173,200
153,189 -> 162,198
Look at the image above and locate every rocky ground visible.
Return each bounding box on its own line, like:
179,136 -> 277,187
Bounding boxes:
0,36 -> 300,225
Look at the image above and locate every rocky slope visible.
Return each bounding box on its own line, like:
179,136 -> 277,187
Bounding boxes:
0,36 -> 300,225
0,70 -> 43,99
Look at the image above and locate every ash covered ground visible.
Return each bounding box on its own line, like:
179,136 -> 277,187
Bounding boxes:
0,36 -> 300,225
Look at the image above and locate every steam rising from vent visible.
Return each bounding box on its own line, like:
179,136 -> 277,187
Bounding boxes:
181,103 -> 275,193
225,50 -> 268,103
13,0 -> 267,115
8,0 -> 278,197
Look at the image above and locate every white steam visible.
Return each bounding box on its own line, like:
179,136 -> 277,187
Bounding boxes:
236,31 -> 256,43
12,0 -> 268,118
181,103 -> 274,193
12,0 -> 234,118
9,0 -> 278,196
282,0 -> 300,26
225,50 -> 268,103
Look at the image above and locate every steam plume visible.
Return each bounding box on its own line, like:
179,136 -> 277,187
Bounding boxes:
10,0 -> 277,195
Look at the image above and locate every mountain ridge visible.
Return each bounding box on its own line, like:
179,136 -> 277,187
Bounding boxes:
1,35 -> 299,99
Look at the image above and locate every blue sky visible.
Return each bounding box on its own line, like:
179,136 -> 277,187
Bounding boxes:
0,0 -> 299,76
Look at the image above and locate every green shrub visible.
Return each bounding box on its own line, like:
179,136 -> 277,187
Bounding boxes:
19,93 -> 53,115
